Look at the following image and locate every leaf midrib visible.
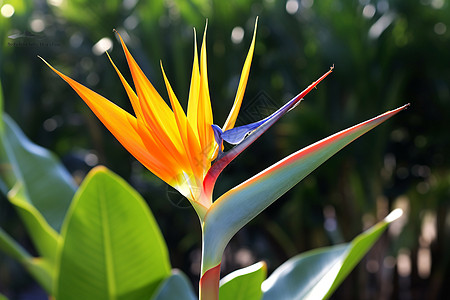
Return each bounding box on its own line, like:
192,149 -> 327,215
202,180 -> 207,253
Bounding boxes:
99,179 -> 116,299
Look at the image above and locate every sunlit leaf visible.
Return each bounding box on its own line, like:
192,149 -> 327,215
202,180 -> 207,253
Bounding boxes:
55,167 -> 171,300
219,261 -> 267,300
261,209 -> 403,300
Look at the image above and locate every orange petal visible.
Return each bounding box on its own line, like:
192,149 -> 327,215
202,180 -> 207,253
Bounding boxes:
160,63 -> 207,202
222,18 -> 258,131
106,52 -> 144,120
187,28 -> 201,142
39,58 -> 175,183
197,23 -> 215,167
135,118 -> 191,188
106,51 -> 198,191
114,31 -> 185,161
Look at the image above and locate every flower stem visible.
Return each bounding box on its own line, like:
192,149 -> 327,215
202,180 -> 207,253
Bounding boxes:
199,264 -> 221,300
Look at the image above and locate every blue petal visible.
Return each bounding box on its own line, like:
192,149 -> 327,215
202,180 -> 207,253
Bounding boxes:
221,119 -> 265,144
212,94 -> 293,146
206,67 -> 334,193
211,124 -> 224,147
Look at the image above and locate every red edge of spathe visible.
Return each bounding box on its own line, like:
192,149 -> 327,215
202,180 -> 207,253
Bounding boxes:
199,263 -> 221,300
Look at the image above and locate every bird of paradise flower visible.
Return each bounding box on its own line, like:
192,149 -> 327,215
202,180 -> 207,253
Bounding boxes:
40,19 -> 408,300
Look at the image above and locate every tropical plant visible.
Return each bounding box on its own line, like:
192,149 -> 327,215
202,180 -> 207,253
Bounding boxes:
0,19 -> 408,300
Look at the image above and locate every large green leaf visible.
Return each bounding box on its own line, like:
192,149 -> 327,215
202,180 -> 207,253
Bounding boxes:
202,105 -> 408,272
55,167 -> 171,300
151,270 -> 197,300
0,113 -> 76,270
219,262 -> 267,300
0,114 -> 76,231
0,115 -> 75,293
0,114 -> 77,292
261,209 -> 403,300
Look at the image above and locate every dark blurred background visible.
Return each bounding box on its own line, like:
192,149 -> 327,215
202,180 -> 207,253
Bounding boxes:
0,0 -> 449,299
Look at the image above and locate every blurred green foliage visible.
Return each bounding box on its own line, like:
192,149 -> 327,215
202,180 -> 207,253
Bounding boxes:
0,0 -> 449,299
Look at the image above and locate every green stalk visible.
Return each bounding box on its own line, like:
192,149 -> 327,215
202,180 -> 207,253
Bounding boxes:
199,222 -> 222,300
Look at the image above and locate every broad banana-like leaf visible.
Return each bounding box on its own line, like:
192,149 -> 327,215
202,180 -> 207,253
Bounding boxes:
0,114 -> 77,292
202,104 -> 409,272
0,114 -> 76,231
219,262 -> 267,300
55,167 -> 171,300
261,209 -> 403,300
151,270 -> 197,300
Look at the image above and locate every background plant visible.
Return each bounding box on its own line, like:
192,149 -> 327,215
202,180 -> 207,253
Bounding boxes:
0,0 -> 448,299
